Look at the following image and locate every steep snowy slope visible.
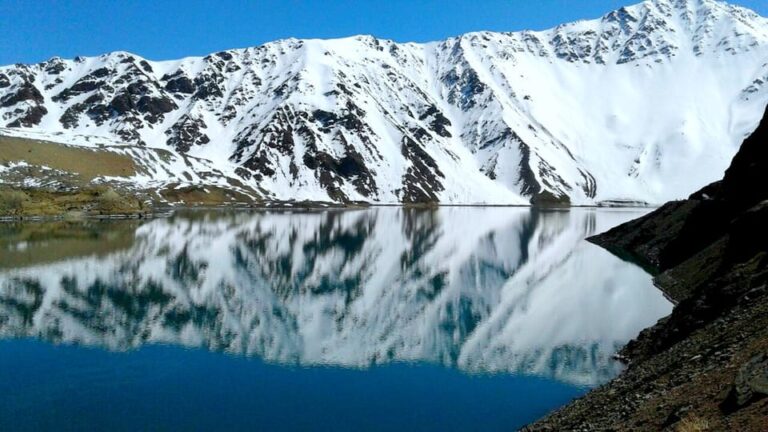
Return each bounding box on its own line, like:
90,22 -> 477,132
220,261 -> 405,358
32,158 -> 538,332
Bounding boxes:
1,0 -> 767,205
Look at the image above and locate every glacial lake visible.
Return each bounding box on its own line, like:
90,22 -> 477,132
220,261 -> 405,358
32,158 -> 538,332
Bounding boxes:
0,208 -> 672,431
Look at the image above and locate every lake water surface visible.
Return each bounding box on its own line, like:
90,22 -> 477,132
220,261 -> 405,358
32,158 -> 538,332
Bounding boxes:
0,208 -> 672,431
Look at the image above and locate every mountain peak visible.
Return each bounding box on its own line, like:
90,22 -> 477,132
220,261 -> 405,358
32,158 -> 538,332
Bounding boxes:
637,0 -> 766,24
549,0 -> 768,64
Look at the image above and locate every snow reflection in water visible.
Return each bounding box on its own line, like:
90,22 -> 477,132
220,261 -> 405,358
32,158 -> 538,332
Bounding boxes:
0,208 -> 671,386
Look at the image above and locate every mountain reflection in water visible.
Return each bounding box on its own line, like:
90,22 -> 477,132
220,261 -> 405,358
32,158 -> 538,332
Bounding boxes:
0,208 -> 671,386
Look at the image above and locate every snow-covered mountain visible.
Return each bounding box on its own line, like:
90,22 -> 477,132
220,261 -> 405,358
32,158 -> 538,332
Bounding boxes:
0,208 -> 671,385
1,0 -> 768,205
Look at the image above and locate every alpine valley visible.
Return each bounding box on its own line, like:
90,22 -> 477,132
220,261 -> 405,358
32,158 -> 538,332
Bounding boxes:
2,0 -> 768,206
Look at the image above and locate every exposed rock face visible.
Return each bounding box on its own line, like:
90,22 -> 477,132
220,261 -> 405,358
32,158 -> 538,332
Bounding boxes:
162,71 -> 196,94
1,81 -> 44,107
720,108 -> 768,211
400,135 -> 445,204
721,354 -> 768,412
1,77 -> 48,128
2,0 -> 768,204
165,114 -> 210,152
527,105 -> 768,431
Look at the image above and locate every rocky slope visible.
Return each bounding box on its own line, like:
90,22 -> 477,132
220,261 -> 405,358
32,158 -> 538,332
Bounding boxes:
2,0 -> 768,205
0,134 -> 265,216
525,105 -> 768,430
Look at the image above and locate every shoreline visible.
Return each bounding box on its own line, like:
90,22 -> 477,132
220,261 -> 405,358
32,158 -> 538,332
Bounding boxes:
0,201 -> 659,222
525,201 -> 768,431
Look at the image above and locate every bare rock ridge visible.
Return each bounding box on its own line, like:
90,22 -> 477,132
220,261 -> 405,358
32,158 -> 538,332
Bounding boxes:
2,0 -> 768,205
527,104 -> 768,430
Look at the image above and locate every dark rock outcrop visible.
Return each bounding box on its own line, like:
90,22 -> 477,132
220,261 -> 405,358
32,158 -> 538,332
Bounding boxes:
163,71 -> 196,95
1,82 -> 44,107
2,79 -> 48,127
400,135 -> 444,204
418,105 -> 452,138
6,105 -> 47,128
721,354 -> 768,413
165,115 -> 210,152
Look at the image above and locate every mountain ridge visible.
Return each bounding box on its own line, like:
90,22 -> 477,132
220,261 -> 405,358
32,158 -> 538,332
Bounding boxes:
2,0 -> 768,205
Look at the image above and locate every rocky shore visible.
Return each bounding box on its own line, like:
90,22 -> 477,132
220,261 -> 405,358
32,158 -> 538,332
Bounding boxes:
0,186 -> 151,219
525,107 -> 768,430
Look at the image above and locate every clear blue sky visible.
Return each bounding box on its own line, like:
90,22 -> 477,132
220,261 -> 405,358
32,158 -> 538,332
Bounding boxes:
1,0 -> 766,65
